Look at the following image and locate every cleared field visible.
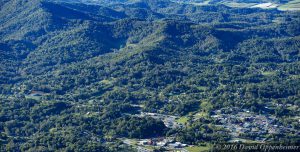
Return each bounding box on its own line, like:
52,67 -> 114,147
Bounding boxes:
176,116 -> 189,124
185,145 -> 211,152
194,112 -> 208,119
251,2 -> 279,9
196,86 -> 208,91
221,2 -> 257,8
176,0 -> 300,11
261,71 -> 276,76
25,95 -> 41,100
278,0 -> 300,11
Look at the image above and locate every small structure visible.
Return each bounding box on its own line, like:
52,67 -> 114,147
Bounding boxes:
168,142 -> 186,148
169,143 -> 181,148
157,141 -> 167,147
139,140 -> 149,145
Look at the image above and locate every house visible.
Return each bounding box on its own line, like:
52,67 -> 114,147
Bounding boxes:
181,143 -> 188,147
147,139 -> 155,145
139,140 -> 149,145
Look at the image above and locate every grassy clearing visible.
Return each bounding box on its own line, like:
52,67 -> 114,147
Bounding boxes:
278,0 -> 300,11
189,0 -> 211,6
194,112 -> 208,119
229,138 -> 261,143
200,100 -> 213,113
100,78 -> 116,85
221,2 -> 256,8
25,95 -> 41,100
290,74 -> 300,79
186,145 -> 211,152
261,71 -> 276,76
176,116 -> 189,124
197,86 -> 208,91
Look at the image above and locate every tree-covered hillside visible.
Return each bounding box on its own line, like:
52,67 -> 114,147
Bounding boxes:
0,0 -> 299,151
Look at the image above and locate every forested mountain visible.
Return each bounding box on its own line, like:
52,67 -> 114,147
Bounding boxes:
0,0 -> 299,151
